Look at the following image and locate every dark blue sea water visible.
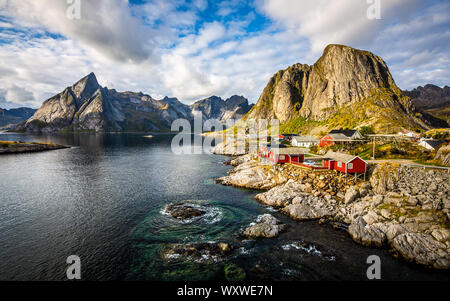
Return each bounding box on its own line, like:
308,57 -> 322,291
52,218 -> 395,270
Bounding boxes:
0,133 -> 448,281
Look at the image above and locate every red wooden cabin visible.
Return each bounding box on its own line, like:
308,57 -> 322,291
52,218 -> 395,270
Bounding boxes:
269,148 -> 305,164
322,151 -> 368,174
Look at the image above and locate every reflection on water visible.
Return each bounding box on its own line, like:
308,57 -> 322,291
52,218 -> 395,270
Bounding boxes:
0,133 -> 448,281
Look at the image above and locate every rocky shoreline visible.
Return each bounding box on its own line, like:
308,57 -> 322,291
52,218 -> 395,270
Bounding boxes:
0,141 -> 69,155
214,152 -> 450,270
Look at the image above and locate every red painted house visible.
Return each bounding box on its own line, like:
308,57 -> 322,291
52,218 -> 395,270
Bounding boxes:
322,151 -> 368,174
259,143 -> 287,158
319,133 -> 351,147
269,148 -> 305,164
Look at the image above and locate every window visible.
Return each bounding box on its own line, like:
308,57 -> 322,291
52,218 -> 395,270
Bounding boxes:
337,162 -> 342,168
280,155 -> 286,160
348,163 -> 353,169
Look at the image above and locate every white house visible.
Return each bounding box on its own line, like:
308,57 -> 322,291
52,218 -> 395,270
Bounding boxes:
418,139 -> 445,151
398,131 -> 420,138
292,136 -> 319,148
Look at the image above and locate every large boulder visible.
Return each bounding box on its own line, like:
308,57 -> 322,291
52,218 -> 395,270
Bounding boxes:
390,233 -> 450,269
348,217 -> 386,247
344,186 -> 360,204
255,179 -> 304,207
164,203 -> 207,220
282,195 -> 335,221
242,214 -> 287,238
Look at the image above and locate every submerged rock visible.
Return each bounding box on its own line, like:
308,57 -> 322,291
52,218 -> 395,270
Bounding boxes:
164,203 -> 207,220
224,264 -> 246,281
162,243 -> 235,262
242,214 -> 287,238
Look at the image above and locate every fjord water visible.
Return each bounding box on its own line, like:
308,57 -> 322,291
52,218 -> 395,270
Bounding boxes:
0,133 -> 447,281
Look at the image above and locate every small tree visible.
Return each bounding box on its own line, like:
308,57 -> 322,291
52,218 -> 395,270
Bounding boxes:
359,126 -> 374,137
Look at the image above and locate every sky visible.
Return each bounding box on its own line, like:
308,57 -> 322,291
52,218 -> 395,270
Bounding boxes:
0,0 -> 448,109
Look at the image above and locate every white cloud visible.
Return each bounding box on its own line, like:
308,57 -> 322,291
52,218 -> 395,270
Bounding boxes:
259,0 -> 421,54
0,0 -> 448,109
0,0 -> 156,63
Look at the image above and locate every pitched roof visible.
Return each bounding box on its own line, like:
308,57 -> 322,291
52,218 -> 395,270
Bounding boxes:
325,133 -> 352,140
329,129 -> 359,138
323,151 -> 367,164
292,136 -> 319,142
422,140 -> 445,148
271,147 -> 305,155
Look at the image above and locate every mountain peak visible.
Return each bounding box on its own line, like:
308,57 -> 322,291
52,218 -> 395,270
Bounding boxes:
72,72 -> 101,99
245,44 -> 436,133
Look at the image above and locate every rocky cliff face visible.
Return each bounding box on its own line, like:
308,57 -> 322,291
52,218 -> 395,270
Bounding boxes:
405,85 -> 450,125
0,107 -> 36,127
16,73 -> 251,133
405,84 -> 450,109
245,44 -> 440,133
191,95 -> 253,123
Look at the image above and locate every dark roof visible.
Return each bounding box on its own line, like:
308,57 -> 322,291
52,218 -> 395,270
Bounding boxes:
329,129 -> 359,138
423,140 -> 445,148
266,143 -> 287,149
280,134 -> 300,137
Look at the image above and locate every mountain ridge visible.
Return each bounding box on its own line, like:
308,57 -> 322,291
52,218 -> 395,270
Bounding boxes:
15,73 -> 253,133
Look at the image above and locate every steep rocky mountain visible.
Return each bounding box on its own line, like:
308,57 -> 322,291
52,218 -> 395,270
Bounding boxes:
404,84 -> 450,124
0,107 -> 36,128
191,95 -> 253,123
244,44 -> 445,133
15,73 -> 252,133
404,84 -> 450,109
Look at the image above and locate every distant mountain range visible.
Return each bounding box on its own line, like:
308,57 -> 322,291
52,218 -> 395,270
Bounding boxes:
243,44 -> 448,134
0,107 -> 36,128
12,73 -> 253,133
5,47 -> 450,134
404,84 -> 450,124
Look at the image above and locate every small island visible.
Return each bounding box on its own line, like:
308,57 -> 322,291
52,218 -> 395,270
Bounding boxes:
0,141 -> 70,155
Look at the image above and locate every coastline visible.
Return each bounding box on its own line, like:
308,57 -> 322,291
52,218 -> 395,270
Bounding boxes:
0,141 -> 70,155
212,144 -> 450,270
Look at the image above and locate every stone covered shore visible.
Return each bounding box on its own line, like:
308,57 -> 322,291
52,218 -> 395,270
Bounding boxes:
214,153 -> 450,270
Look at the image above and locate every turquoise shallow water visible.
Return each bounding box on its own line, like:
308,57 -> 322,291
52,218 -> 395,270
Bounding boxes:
0,132 -> 448,281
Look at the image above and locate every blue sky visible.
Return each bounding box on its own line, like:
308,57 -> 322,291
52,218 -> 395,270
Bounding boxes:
0,0 -> 449,109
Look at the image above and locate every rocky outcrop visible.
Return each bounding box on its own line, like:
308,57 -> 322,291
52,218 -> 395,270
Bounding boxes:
210,139 -> 248,156
162,242 -> 235,262
0,141 -> 69,154
435,144 -> 450,166
348,217 -> 386,247
217,156 -> 450,269
164,203 -> 207,220
283,195 -> 336,221
215,157 -> 288,190
244,44 -> 439,133
241,214 -> 287,238
390,233 -> 449,269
